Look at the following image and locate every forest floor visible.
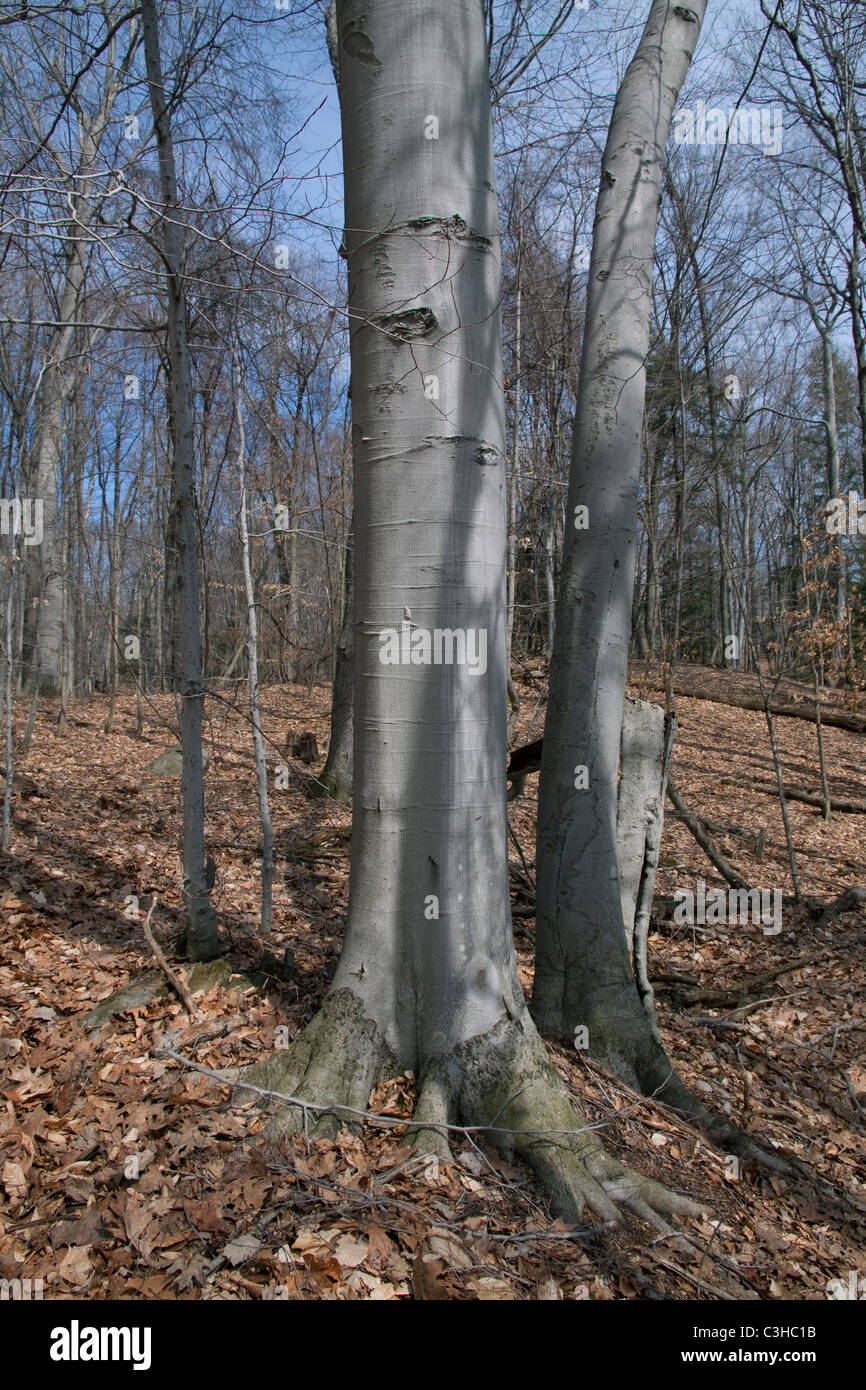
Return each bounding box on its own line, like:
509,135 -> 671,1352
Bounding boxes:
1,664 -> 865,1300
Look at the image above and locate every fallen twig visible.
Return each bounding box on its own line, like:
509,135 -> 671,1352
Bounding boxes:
141,896 -> 199,1020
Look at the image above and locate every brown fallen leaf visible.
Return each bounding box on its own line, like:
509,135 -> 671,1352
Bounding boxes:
333,1233 -> 368,1269
470,1276 -> 515,1300
412,1251 -> 449,1300
57,1243 -> 94,1287
51,1207 -> 115,1250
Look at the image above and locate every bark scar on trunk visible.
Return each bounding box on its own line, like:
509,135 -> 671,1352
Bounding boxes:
405,214 -> 492,249
373,307 -> 437,341
341,21 -> 382,68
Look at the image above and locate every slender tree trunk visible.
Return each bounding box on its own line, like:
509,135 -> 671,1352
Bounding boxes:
846,243 -> 866,495
142,0 -> 219,960
643,423 -> 662,651
316,532 -> 353,801
23,114 -> 111,695
543,495 -> 556,658
2,545 -> 17,849
25,370 -> 67,696
818,321 -> 847,634
104,424 -> 123,733
531,1 -> 763,1161
506,209 -> 522,659
235,355 -> 273,935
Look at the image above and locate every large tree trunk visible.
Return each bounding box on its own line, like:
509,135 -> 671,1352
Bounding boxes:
532,0 -> 719,1095
240,0 -> 699,1228
142,0 -> 219,961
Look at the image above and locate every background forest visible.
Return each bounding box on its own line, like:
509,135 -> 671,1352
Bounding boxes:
3,0 -> 866,708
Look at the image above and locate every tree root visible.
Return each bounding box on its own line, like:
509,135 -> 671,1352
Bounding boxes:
238,989 -> 397,1142
455,1016 -> 705,1230
236,991 -> 707,1231
532,987 -> 790,1175
633,1056 -> 789,1173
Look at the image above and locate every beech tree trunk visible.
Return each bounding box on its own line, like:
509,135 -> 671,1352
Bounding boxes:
240,0 -> 701,1228
532,0 -> 710,1086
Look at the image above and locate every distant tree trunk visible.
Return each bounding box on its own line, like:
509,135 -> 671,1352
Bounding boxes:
846,242 -> 866,495
23,114 -> 109,695
142,0 -> 219,960
25,368 -> 67,697
235,354 -> 273,935
104,424 -> 123,733
2,545 -> 17,849
543,495 -> 556,657
644,425 -> 662,651
819,321 -> 847,630
506,208 -> 522,660
316,532 -> 353,801
56,486 -> 74,734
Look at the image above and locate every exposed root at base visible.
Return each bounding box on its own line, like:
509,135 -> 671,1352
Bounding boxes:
640,1063 -> 790,1174
237,992 -> 706,1232
534,1004 -> 790,1175
455,1017 -> 706,1230
239,989 -> 397,1141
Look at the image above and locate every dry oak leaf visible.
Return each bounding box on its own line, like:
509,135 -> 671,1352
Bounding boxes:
470,1276 -> 515,1300
1,1159 -> 28,1203
57,1244 -> 94,1287
50,1207 -> 115,1250
221,1233 -> 262,1267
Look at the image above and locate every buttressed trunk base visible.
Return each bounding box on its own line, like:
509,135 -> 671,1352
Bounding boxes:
238,0 -> 706,1230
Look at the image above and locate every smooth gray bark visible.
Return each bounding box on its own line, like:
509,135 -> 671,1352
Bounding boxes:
330,0 -> 512,1070
142,0 -> 219,960
616,698 -> 664,949
530,0 -> 779,1170
18,18 -> 134,696
532,0 -> 707,1077
617,700 -> 675,1035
